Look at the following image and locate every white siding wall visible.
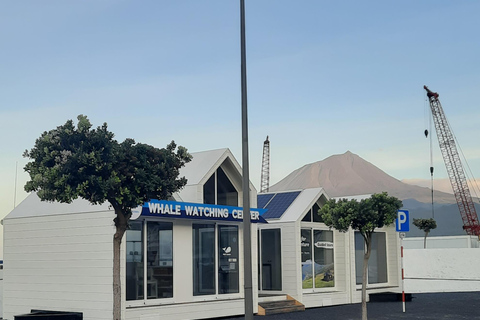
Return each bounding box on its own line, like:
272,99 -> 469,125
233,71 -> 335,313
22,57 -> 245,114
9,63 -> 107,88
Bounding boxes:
276,222 -> 299,299
3,211 -> 115,320
0,268 -> 3,318
387,225 -> 401,288
126,299 -> 245,320
257,222 -> 301,298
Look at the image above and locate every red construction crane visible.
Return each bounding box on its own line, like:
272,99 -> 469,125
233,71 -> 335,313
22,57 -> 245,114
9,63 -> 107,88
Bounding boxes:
424,85 -> 480,235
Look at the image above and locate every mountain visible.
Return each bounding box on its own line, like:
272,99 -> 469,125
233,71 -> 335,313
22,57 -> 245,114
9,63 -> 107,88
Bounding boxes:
270,151 -> 455,203
268,151 -> 480,236
402,199 -> 480,237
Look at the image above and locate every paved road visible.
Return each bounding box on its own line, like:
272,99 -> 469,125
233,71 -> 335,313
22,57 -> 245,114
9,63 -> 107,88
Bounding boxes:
220,292 -> 480,320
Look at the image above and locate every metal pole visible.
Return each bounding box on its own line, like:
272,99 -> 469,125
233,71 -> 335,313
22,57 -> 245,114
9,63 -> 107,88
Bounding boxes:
240,0 -> 253,319
14,161 -> 18,208
401,236 -> 406,313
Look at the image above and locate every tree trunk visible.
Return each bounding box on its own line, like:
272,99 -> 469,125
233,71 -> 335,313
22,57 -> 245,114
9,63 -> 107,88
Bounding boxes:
113,209 -> 129,320
424,231 -> 429,249
362,236 -> 372,320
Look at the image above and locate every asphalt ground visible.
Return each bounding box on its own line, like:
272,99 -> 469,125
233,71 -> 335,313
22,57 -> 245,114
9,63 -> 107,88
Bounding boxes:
220,291 -> 480,320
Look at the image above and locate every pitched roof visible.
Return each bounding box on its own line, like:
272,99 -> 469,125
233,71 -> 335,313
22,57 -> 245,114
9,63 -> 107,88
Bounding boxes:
259,191 -> 301,219
179,148 -> 230,186
5,193 -> 110,220
5,148 -> 255,219
332,194 -> 371,201
258,187 -> 328,222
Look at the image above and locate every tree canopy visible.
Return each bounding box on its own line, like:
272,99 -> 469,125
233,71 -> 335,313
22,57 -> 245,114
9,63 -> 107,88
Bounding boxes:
320,192 -> 402,320
413,218 -> 437,234
413,218 -> 437,248
321,192 -> 403,240
23,115 -> 192,216
23,115 -> 191,320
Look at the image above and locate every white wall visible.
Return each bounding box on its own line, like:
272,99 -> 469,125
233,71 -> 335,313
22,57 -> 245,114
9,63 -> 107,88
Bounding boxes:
264,222 -> 299,298
3,211 -> 115,320
404,235 -> 480,249
0,268 -> 3,318
404,248 -> 480,293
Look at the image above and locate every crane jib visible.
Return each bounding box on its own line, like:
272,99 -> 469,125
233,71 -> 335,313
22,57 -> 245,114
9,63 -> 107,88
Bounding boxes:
424,85 -> 480,236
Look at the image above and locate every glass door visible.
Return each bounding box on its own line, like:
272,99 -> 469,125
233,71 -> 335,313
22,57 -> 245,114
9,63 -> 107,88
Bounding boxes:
259,229 -> 282,291
193,224 -> 215,295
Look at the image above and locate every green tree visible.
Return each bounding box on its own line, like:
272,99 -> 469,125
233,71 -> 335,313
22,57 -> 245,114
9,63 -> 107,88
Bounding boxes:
413,218 -> 437,248
23,115 -> 191,320
320,192 -> 402,320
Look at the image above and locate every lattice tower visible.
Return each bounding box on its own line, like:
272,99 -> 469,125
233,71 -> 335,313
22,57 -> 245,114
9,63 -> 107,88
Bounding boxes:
260,136 -> 270,193
425,86 -> 480,235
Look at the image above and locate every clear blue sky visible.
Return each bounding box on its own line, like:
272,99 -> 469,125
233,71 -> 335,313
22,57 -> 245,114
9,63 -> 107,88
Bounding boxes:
1,0 -> 480,225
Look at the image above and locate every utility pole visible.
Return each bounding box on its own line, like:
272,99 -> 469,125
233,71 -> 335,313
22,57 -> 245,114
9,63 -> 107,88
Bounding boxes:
240,0 -> 253,319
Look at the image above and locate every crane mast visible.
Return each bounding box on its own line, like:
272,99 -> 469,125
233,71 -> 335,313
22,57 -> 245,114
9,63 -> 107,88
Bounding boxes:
260,136 -> 270,193
424,85 -> 480,235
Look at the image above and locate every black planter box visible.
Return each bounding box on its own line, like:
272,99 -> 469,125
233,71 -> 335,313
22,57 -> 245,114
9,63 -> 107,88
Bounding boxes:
15,310 -> 83,320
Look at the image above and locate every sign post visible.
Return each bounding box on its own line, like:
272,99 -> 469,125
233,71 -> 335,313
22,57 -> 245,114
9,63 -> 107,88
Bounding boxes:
396,210 -> 409,313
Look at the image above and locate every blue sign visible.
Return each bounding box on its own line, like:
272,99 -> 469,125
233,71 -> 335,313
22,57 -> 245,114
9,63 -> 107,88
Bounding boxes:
135,200 -> 268,223
395,210 -> 409,232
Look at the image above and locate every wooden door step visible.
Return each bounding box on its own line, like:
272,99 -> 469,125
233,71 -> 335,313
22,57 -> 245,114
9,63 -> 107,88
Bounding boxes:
258,295 -> 305,316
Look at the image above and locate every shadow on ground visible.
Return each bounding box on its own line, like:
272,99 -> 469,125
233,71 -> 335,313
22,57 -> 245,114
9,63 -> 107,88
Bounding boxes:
219,291 -> 480,320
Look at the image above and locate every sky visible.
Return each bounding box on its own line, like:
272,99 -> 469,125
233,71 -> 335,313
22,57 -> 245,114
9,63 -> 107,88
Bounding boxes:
2,0 -> 480,232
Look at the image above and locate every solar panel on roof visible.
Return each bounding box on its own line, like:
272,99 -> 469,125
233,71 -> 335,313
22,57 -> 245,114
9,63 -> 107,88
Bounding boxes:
257,193 -> 275,209
261,191 -> 301,219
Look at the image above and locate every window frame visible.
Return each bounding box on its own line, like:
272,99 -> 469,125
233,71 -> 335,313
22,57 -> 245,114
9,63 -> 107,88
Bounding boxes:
125,219 -> 175,307
354,230 -> 390,289
301,201 -> 323,223
258,227 -> 283,292
300,224 -> 336,292
203,166 -> 239,207
192,222 -> 241,301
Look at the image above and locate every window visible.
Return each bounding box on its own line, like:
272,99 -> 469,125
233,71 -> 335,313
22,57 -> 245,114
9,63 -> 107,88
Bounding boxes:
193,224 -> 215,295
301,202 -> 322,222
147,222 -> 173,299
126,221 -> 173,301
301,229 -> 334,289
203,167 -> 238,206
355,232 -> 388,285
258,228 -> 282,291
193,224 -> 239,296
126,221 -> 144,301
218,225 -> 239,293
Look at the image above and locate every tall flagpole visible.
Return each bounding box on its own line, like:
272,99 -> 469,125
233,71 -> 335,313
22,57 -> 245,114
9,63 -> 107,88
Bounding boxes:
240,0 -> 253,319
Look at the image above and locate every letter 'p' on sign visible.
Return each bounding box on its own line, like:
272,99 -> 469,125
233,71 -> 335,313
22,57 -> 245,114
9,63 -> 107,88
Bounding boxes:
396,210 -> 409,232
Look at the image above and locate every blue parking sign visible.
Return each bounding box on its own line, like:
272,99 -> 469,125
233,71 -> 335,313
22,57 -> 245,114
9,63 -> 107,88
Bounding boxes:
396,210 -> 409,232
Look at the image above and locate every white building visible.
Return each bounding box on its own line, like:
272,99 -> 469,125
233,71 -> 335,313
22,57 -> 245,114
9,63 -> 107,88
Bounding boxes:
257,189 -> 402,308
3,148 -> 260,320
3,148 -> 403,320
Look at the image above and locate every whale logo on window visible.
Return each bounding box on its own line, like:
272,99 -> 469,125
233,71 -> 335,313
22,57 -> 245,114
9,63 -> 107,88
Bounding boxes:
222,247 -> 232,255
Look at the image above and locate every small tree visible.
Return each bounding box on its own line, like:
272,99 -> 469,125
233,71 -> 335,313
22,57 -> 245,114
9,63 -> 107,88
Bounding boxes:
413,218 -> 437,248
23,115 -> 191,320
320,192 -> 402,320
